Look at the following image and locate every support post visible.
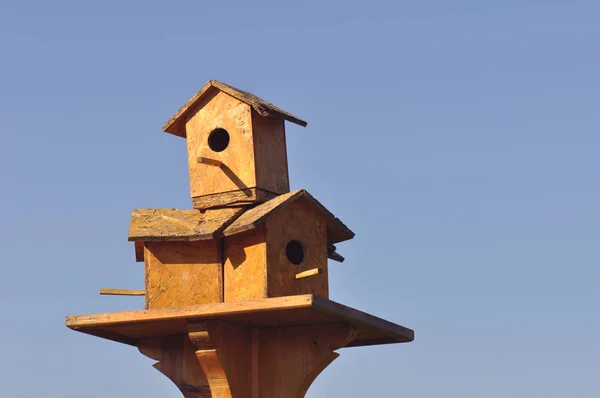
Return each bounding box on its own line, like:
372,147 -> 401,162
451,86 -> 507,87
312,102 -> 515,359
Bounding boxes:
139,321 -> 357,398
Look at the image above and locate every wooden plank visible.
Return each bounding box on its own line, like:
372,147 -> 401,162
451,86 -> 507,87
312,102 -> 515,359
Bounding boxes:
163,80 -> 307,138
144,241 -> 223,309
191,188 -> 277,210
100,288 -> 145,296
222,190 -> 355,244
65,295 -> 414,347
128,207 -> 243,242
295,268 -> 323,280
252,112 -> 290,196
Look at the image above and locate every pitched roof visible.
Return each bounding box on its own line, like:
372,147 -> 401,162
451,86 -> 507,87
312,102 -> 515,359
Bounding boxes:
222,190 -> 354,244
163,80 -> 308,138
128,207 -> 243,262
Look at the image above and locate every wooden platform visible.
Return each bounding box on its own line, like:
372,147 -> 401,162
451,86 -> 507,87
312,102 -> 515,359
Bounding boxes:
66,295 -> 413,348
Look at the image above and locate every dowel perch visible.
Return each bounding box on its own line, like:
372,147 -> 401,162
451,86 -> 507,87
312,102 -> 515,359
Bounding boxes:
295,268 -> 323,279
100,288 -> 145,296
196,156 -> 223,167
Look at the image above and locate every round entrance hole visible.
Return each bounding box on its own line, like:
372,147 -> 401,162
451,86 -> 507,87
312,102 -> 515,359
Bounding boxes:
208,128 -> 230,152
286,240 -> 305,265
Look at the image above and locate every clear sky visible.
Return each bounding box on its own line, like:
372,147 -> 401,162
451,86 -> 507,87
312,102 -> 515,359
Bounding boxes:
2,0 -> 599,397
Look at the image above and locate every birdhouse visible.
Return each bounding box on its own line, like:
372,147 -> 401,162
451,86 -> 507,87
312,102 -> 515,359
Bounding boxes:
69,79 -> 414,398
128,207 -> 244,309
162,80 -> 307,210
221,189 -> 354,302
128,190 -> 352,308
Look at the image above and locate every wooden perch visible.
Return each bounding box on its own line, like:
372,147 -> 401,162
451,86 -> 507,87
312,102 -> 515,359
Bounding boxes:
196,156 -> 223,167
295,268 -> 323,280
100,288 -> 145,296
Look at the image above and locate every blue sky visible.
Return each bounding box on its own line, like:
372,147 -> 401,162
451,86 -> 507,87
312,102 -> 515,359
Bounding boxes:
2,0 -> 599,396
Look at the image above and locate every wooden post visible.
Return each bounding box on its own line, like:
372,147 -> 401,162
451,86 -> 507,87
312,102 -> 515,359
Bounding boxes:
139,321 -> 356,398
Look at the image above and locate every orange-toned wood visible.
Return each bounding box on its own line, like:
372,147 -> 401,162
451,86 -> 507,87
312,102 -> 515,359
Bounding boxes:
196,156 -> 223,167
66,294 -> 415,348
185,90 -> 256,200
265,200 -> 329,298
144,241 -> 223,309
136,322 -> 357,398
251,111 -> 290,195
223,227 -> 267,302
185,321 -> 355,398
138,336 -> 211,398
295,268 -> 323,280
257,324 -> 356,398
189,321 -> 252,398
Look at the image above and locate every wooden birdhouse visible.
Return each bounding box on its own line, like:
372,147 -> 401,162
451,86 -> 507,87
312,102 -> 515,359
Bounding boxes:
68,79 -> 413,398
162,80 -> 307,210
128,190 -> 352,308
222,189 -> 354,302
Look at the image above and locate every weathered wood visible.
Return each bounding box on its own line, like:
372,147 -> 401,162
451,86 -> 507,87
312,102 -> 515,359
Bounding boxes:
100,288 -> 145,296
191,188 -> 277,210
295,268 -> 323,280
129,207 -> 243,242
144,240 -> 223,309
65,294 -> 415,348
163,80 -> 307,138
222,189 -> 355,244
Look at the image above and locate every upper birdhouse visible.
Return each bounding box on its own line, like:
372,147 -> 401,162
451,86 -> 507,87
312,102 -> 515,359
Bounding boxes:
162,80 -> 307,210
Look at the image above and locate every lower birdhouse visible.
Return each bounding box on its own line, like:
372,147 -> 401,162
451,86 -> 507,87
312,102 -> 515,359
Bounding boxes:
128,191 -> 352,308
221,190 -> 354,302
128,207 -> 243,309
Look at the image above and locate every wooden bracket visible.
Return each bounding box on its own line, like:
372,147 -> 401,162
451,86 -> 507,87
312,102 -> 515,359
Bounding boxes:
139,321 -> 356,398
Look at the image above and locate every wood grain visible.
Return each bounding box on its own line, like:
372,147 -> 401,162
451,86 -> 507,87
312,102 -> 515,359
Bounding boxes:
144,241 -> 223,309
185,90 -> 256,200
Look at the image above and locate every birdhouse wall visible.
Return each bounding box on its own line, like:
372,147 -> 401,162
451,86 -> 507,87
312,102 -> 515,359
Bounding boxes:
144,240 -> 223,309
251,111 -> 290,195
265,200 -> 329,299
185,90 -> 256,199
223,225 -> 267,302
